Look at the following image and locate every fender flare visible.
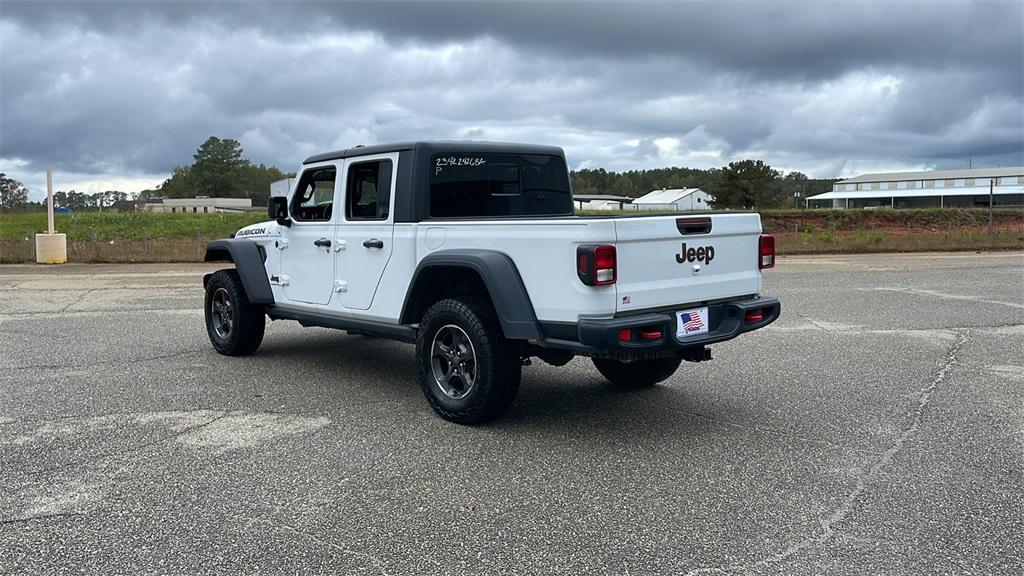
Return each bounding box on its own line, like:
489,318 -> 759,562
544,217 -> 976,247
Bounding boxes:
401,249 -> 542,340
203,239 -> 274,304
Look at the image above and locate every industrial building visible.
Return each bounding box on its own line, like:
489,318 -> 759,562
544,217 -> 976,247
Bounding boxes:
142,197 -> 255,213
806,167 -> 1024,209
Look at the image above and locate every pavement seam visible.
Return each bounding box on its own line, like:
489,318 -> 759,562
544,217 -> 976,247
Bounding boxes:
682,329 -> 970,575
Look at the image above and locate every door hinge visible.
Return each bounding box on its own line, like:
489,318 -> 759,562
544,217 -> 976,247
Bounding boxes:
333,240 -> 346,252
271,274 -> 290,286
275,239 -> 289,250
333,280 -> 348,293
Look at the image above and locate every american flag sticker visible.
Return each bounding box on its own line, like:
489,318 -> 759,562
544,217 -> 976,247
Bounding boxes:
676,307 -> 709,337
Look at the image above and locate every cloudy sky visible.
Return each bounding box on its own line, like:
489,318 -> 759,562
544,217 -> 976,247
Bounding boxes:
2,0 -> 1022,200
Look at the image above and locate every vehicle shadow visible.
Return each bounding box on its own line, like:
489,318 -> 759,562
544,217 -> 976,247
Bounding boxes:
249,328 -> 746,439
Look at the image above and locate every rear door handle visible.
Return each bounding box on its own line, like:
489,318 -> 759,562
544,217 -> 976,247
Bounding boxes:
313,238 -> 332,248
363,239 -> 384,249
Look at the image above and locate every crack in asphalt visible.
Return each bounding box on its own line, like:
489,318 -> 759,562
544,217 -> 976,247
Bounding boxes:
789,310 -> 834,332
8,348 -> 209,371
271,518 -> 391,576
58,288 -> 99,314
682,330 -> 970,575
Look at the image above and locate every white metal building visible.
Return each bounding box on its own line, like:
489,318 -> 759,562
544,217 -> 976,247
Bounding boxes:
142,197 -> 254,213
807,167 -> 1024,209
628,188 -> 713,211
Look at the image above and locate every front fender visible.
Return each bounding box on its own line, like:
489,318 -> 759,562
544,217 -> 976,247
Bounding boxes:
204,239 -> 274,304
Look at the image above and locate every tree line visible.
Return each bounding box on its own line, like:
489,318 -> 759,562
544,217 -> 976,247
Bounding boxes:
0,173 -> 133,212
573,159 -> 836,209
2,139 -> 834,212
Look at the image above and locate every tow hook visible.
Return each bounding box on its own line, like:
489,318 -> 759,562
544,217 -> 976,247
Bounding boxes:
681,346 -> 713,363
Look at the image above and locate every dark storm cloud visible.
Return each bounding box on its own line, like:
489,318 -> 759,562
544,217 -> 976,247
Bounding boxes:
1,0 -> 1022,198
7,1 -> 1020,85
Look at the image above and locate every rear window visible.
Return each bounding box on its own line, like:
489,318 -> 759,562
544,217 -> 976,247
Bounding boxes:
429,153 -> 573,218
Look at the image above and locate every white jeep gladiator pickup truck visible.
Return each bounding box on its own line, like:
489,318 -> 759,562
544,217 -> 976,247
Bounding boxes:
203,141 -> 780,423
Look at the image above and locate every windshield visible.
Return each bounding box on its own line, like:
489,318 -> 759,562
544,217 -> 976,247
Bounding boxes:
429,153 -> 573,218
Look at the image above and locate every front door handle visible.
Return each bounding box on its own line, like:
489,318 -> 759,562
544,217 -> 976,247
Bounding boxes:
313,238 -> 332,248
363,239 -> 384,249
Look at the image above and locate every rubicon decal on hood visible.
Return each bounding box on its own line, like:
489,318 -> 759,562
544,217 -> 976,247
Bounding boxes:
675,243 -> 715,265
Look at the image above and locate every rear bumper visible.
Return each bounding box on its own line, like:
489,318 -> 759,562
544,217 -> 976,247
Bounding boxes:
536,295 -> 780,359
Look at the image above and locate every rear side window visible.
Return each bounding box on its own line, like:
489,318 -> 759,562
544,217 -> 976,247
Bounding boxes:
429,153 -> 572,218
291,166 -> 336,222
347,160 -> 392,220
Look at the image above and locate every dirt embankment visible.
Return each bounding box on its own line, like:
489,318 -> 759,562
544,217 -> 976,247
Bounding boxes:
760,208 -> 1024,234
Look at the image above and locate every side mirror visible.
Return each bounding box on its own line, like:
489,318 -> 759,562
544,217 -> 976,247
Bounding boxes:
269,196 -> 291,226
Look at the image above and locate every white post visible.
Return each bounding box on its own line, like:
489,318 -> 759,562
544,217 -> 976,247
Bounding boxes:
47,169 -> 54,234
36,168 -> 67,263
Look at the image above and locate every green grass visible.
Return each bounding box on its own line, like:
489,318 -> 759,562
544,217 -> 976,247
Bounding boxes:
0,211 -> 266,241
1,207 -> 1021,263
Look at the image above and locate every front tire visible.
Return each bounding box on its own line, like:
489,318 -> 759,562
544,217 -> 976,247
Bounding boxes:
416,297 -> 521,424
204,269 -> 265,356
592,357 -> 682,388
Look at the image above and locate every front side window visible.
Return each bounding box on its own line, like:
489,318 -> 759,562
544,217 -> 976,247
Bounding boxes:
291,166 -> 336,222
346,160 -> 392,220
429,153 -> 572,218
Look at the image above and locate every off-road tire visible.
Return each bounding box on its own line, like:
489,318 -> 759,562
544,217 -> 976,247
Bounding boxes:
204,269 -> 266,356
592,357 -> 682,388
416,296 -> 521,424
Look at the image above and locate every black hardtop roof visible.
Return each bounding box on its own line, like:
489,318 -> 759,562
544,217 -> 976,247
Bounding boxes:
302,140 -> 565,165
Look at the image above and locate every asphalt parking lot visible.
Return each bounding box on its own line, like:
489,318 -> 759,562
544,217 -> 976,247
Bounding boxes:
1,252 -> 1022,575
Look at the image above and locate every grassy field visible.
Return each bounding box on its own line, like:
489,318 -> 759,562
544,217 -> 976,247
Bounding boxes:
0,212 -> 267,263
0,211 -> 265,241
1,208 -> 1022,263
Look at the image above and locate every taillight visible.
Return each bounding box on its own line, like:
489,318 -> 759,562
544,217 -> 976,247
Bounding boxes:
638,328 -> 663,340
577,245 -> 617,286
759,234 -> 775,269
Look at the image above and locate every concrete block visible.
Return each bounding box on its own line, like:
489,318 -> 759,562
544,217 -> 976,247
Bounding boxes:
35,233 -> 67,264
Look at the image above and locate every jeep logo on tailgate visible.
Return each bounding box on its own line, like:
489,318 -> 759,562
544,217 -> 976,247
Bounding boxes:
675,243 -> 715,265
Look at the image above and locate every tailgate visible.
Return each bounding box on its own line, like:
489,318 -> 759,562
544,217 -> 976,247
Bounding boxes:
614,213 -> 763,313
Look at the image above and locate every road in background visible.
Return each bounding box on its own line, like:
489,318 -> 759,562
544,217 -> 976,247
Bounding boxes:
1,253 -> 1022,575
